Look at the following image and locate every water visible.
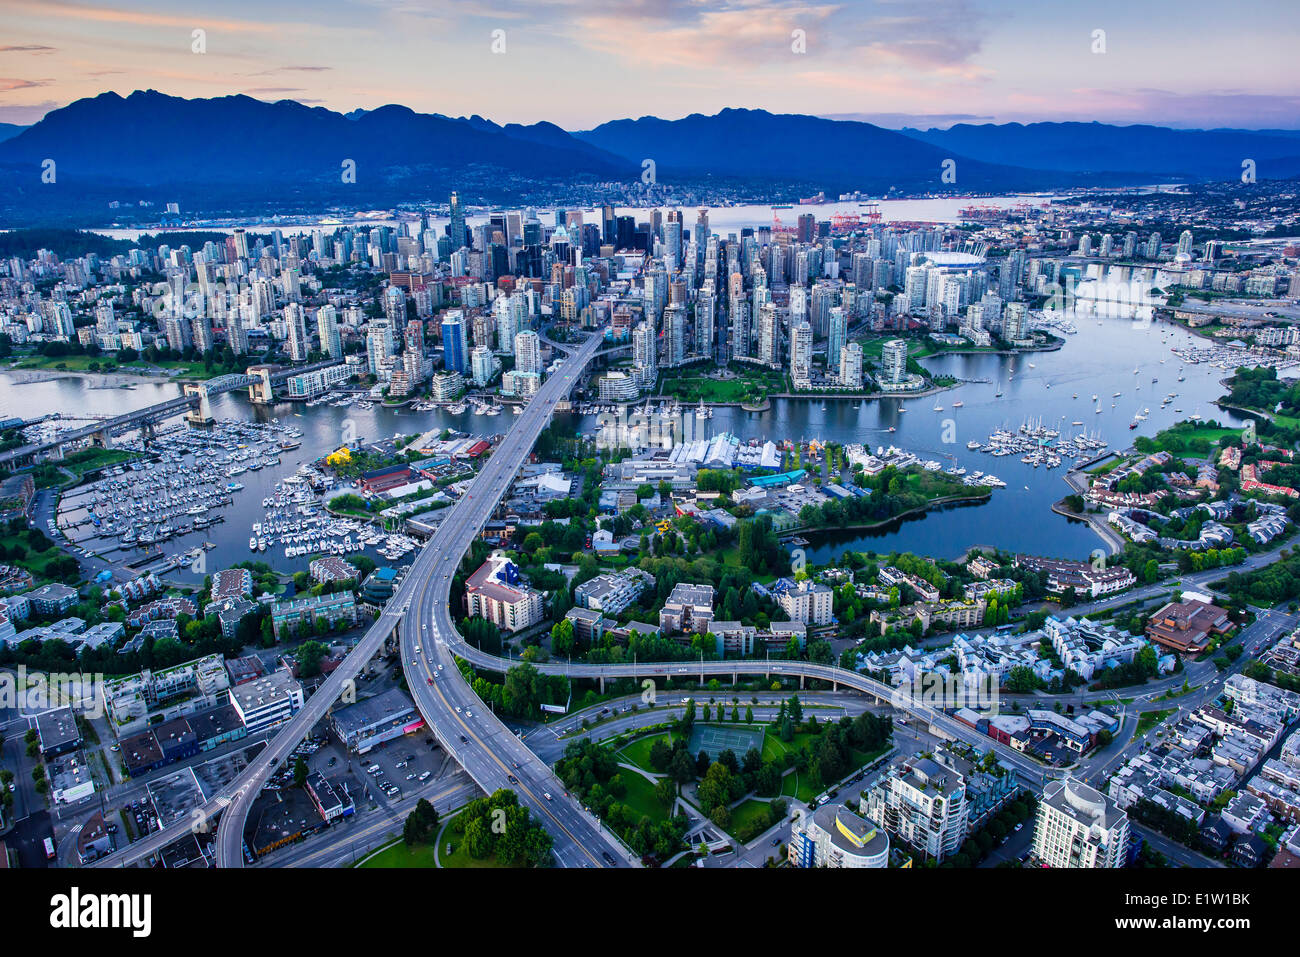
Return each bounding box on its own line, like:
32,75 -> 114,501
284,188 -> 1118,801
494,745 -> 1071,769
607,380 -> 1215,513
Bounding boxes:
1,375 -> 485,585
83,195 -> 1049,243
0,314 -> 1248,577
579,315 -> 1247,561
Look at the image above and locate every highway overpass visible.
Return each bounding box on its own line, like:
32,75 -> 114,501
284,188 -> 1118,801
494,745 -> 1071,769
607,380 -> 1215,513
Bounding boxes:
91,330 -> 1057,870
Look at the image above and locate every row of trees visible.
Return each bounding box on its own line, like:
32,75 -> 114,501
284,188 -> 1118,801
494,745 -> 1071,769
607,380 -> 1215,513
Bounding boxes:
555,740 -> 689,860
447,790 -> 553,867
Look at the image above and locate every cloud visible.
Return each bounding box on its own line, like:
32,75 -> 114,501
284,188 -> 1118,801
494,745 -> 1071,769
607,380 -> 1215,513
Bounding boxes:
0,77 -> 51,91
8,0 -> 279,32
821,111 -> 996,129
0,44 -> 56,53
242,87 -> 306,95
247,65 -> 334,76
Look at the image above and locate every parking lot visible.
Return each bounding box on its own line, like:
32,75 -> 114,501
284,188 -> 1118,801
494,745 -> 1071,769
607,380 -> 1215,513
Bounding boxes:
350,731 -> 446,803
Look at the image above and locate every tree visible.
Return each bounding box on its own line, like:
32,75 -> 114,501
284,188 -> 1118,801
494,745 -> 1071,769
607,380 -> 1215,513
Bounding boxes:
404,798 -> 441,845
654,777 -> 677,810
550,618 -> 576,658
669,749 -> 696,784
648,738 -> 673,773
1144,559 -> 1159,584
295,640 -> 328,678
293,757 -> 308,788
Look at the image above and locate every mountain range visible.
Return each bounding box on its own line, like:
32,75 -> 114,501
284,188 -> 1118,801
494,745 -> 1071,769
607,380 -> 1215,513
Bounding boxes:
898,121 -> 1300,181
0,91 -> 1295,225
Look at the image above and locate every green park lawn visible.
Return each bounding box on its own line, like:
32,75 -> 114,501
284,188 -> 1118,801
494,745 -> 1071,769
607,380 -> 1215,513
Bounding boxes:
356,838 -> 438,868
358,817 -> 512,869
616,731 -> 680,771
616,767 -> 673,823
1136,709 -> 1176,737
657,364 -> 787,403
727,798 -> 776,836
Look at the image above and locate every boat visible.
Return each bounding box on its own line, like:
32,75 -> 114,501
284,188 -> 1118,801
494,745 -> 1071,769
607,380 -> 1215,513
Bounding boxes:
249,536 -> 257,551
933,405 -> 944,412
952,401 -> 964,409
1071,420 -> 1084,426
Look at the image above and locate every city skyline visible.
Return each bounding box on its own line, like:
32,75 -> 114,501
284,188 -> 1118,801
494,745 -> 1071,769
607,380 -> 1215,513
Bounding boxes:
1,0 -> 1298,130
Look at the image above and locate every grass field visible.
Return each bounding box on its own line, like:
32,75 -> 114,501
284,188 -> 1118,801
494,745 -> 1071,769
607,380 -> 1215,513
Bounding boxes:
11,354 -> 230,380
767,731 -> 890,803
728,798 -> 775,836
1136,709 -> 1176,737
657,364 -> 787,403
358,816 -> 514,869
356,838 -> 439,868
1136,421 -> 1244,457
617,768 -> 672,823
0,532 -> 77,584
616,731 -> 680,771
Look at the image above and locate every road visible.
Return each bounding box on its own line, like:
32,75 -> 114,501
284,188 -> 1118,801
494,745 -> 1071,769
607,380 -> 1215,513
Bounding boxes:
89,329 -> 612,868
85,321 -> 1281,869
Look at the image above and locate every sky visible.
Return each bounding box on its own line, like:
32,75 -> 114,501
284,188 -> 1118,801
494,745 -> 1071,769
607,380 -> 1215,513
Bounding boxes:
1,0 -> 1298,130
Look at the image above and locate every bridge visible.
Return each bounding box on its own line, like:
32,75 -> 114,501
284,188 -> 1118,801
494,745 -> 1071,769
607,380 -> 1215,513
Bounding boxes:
89,327 -> 1059,870
0,360 -> 341,467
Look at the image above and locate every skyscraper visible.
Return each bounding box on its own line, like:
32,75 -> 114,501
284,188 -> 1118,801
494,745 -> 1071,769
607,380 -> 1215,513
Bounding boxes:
827,306 -> 847,371
839,341 -> 864,389
756,302 -> 779,368
662,303 -> 687,368
441,311 -> 469,374
449,191 -> 466,251
1031,779 -> 1130,869
695,286 -> 716,362
513,330 -> 542,375
880,339 -> 908,385
316,305 -> 342,359
789,319 -> 813,388
366,318 -> 395,376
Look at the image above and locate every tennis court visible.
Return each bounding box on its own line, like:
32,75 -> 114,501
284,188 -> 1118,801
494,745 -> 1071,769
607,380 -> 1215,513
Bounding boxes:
687,723 -> 766,761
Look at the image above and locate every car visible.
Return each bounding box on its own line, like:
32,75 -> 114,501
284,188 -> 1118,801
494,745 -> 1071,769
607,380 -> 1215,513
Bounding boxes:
395,761 -> 407,769
455,706 -> 462,713
459,735 -> 467,743
427,677 -> 434,684
507,774 -> 518,784
770,837 -> 781,846
601,851 -> 616,865
512,761 -> 520,769
465,710 -> 472,718
109,745 -> 120,752
414,645 -> 421,653
406,773 -> 416,780
418,771 -> 431,781
543,792 -> 552,801
1014,822 -> 1023,832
